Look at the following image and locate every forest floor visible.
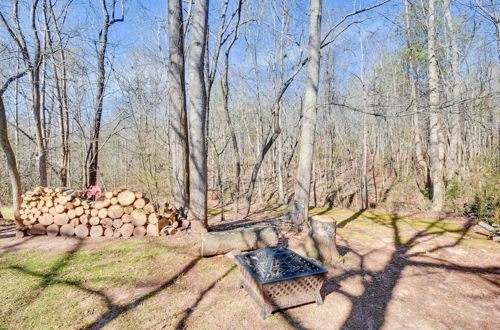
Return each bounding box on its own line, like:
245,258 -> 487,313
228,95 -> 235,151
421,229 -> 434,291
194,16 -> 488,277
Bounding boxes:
0,207 -> 499,329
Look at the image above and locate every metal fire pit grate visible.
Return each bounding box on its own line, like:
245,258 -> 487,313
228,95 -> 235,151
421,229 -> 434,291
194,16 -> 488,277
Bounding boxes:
235,247 -> 327,319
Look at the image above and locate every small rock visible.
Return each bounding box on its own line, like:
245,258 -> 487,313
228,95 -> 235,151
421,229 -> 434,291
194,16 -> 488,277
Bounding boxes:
225,250 -> 241,259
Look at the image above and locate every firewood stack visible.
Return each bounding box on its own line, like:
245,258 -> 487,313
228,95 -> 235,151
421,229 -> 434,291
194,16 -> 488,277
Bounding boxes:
157,204 -> 190,236
19,187 -> 176,238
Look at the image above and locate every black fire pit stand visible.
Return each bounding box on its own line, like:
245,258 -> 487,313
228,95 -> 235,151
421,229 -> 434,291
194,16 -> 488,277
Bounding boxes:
235,247 -> 328,319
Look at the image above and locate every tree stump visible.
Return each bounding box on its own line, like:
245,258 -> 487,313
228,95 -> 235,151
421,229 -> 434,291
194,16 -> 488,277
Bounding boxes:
304,215 -> 339,264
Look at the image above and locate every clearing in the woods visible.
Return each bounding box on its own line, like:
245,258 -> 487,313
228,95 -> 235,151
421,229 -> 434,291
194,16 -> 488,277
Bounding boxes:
0,208 -> 499,329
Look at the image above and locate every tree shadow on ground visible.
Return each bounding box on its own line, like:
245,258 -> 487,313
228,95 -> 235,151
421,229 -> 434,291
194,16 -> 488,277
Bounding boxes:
1,236 -> 203,329
174,265 -> 236,329
319,213 -> 499,329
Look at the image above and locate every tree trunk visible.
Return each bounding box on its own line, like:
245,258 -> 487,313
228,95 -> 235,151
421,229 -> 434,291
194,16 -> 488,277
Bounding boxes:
290,0 -> 322,227
444,0 -> 462,180
86,0 -> 123,187
188,0 -> 209,230
201,227 -> 278,257
168,0 -> 190,210
0,97 -> 24,228
428,0 -> 445,211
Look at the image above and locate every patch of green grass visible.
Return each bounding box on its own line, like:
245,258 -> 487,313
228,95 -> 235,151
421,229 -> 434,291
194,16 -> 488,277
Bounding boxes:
0,206 -> 14,220
308,208 -> 500,249
208,207 -> 232,215
337,228 -> 378,243
0,238 -> 198,328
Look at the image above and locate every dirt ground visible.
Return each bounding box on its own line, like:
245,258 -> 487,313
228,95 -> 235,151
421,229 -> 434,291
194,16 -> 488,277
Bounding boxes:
0,208 -> 499,329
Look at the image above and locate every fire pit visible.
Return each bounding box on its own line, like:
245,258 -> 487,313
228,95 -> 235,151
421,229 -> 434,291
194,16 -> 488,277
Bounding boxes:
235,247 -> 328,319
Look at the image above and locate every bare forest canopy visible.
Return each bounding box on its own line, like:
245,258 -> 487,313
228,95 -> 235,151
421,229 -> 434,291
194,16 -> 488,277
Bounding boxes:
0,0 -> 499,221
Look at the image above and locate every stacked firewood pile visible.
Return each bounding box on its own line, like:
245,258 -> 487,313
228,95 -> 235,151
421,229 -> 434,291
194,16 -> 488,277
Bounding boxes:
20,187 -> 189,238
157,205 -> 190,236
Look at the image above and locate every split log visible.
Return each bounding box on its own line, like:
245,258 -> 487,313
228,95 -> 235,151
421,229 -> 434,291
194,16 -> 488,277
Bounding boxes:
90,225 -> 104,237
75,224 -> 89,237
304,215 -> 339,264
113,229 -> 121,238
121,223 -> 134,238
113,219 -> 123,228
118,190 -> 136,206
133,226 -> 146,237
201,227 -> 279,257
60,224 -> 75,237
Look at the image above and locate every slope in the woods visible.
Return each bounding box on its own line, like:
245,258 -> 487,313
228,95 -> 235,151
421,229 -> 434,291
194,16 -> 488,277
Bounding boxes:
0,209 -> 498,329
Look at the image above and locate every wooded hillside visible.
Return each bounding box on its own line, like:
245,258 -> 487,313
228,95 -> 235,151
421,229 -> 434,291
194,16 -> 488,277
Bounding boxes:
0,0 -> 498,227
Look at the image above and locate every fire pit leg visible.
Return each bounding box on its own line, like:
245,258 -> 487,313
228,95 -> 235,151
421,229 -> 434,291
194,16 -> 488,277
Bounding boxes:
260,306 -> 272,320
315,292 -> 323,305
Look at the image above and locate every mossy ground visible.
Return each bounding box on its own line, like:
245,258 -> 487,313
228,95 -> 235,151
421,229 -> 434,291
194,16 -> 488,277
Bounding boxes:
0,206 -> 14,220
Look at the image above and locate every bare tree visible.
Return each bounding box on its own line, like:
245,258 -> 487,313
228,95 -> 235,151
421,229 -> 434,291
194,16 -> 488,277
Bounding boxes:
85,0 -> 124,187
428,0 -> 445,211
168,0 -> 190,210
290,0 -> 322,227
0,71 -> 27,228
0,0 -> 47,185
444,0 -> 463,180
188,0 -> 209,230
221,0 -> 244,211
